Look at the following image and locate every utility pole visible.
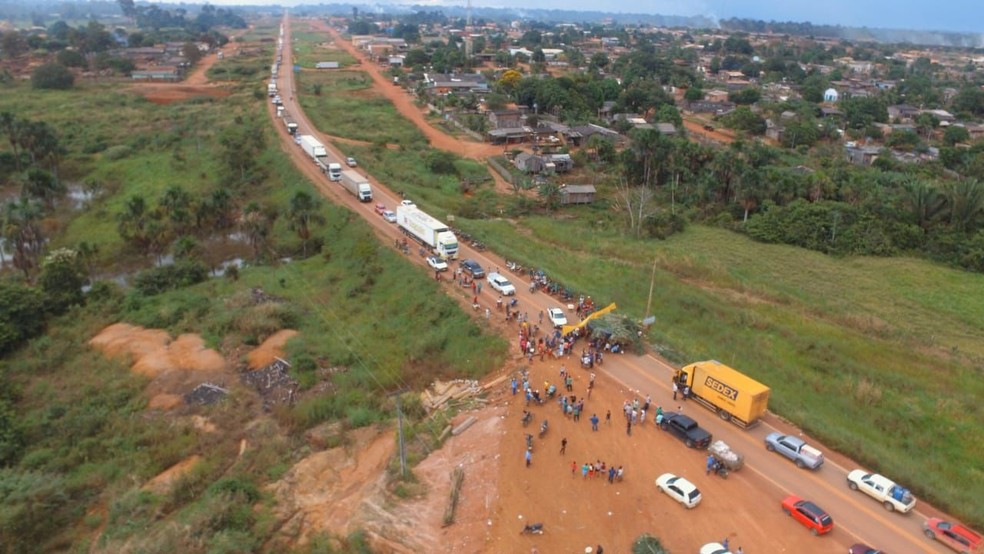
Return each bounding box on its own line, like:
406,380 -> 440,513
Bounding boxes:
644,256 -> 658,321
392,389 -> 409,478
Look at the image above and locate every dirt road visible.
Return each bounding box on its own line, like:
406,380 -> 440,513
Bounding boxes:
274,16 -> 958,554
127,32 -> 241,104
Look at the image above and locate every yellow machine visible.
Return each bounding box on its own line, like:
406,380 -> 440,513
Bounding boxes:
674,360 -> 770,428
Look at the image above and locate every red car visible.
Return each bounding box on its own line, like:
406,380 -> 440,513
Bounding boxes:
781,495 -> 833,536
373,203 -> 387,216
924,518 -> 984,553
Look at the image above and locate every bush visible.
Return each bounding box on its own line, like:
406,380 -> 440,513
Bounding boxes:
425,151 -> 458,175
56,49 -> 85,68
0,281 -> 46,356
632,534 -> 670,554
132,261 -> 208,296
31,63 -> 74,90
103,145 -> 133,161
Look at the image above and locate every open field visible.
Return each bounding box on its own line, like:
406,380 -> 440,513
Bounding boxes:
290,30 -> 358,68
0,38 -> 507,550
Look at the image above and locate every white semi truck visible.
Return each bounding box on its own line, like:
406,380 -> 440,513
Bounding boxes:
325,162 -> 342,181
396,206 -> 458,259
339,169 -> 372,202
267,82 -> 277,97
298,135 -> 327,161
283,117 -> 298,135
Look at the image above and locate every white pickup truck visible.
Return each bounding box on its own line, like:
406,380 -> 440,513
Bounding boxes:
846,470 -> 917,512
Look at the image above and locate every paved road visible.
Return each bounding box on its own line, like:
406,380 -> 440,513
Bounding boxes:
271,14 -> 962,554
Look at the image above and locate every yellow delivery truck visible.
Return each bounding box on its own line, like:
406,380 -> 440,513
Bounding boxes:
674,360 -> 770,428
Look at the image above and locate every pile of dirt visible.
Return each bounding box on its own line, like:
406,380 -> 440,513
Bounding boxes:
246,329 -> 298,369
89,323 -> 231,409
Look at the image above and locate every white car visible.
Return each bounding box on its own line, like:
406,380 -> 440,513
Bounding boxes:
547,307 -> 567,328
846,470 -> 916,512
426,256 -> 448,272
700,543 -> 732,554
655,473 -> 702,509
382,210 -> 397,223
400,199 -> 415,207
486,272 -> 516,295
346,157 -> 357,167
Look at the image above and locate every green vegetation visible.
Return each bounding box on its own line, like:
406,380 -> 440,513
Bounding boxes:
290,30 -> 358,69
0,32 -> 505,551
295,69 -> 427,145
285,29 -> 984,529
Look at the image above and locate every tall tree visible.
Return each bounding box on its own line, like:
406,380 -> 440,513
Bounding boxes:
238,202 -> 275,260
943,178 -> 984,233
284,191 -> 325,257
2,198 -> 46,279
901,178 -> 944,231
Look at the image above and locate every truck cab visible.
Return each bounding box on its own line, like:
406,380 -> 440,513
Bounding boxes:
327,163 -> 342,181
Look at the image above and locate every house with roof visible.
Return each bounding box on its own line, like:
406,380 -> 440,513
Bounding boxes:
559,184 -> 596,205
488,109 -> 523,129
423,72 -> 489,95
888,104 -> 921,123
845,145 -> 883,166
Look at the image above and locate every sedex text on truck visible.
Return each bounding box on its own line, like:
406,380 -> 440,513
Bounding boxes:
396,205 -> 458,259
674,360 -> 770,428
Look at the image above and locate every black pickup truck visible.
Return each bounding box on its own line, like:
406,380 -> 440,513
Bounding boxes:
660,412 -> 712,449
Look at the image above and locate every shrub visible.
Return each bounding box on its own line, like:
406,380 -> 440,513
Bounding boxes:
31,63 -> 74,90
56,49 -> 85,68
632,534 -> 670,554
103,145 -> 133,161
132,262 -> 208,296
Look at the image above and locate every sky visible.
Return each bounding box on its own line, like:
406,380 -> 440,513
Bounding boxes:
195,0 -> 984,34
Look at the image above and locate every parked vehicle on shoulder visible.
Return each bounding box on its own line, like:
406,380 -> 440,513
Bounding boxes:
655,473 -> 701,509
923,518 -> 983,553
460,259 -> 484,278
426,256 -> 448,272
764,432 -> 824,469
660,412 -> 712,449
547,307 -> 567,328
846,470 -> 916,513
849,544 -> 885,554
346,157 -> 357,167
781,495 -> 833,536
486,272 -> 516,295
699,543 -> 731,554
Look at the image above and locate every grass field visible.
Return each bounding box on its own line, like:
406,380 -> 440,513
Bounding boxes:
290,30 -> 358,69
0,38 -> 507,550
285,24 -> 984,526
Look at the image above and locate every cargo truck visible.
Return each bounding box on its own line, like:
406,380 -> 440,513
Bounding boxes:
283,117 -> 298,135
267,82 -> 277,97
339,169 -> 372,202
674,360 -> 770,428
298,135 -> 327,161
326,162 -> 342,181
396,206 -> 458,259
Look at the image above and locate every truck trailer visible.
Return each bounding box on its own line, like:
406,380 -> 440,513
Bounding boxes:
396,206 -> 458,259
674,360 -> 770,428
283,117 -> 298,135
267,82 -> 277,97
339,169 -> 372,202
298,135 -> 327,161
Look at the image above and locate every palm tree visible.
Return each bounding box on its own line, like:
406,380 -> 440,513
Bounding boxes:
2,198 -> 46,278
943,178 -> 984,233
159,185 -> 193,235
284,191 -> 325,257
20,168 -> 65,210
901,178 -> 944,231
239,202 -> 275,260
116,195 -> 152,252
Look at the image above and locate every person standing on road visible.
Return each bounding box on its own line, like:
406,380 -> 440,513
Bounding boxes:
560,437 -> 567,454
571,460 -> 577,477
706,454 -> 716,475
525,448 -> 532,467
683,385 -> 691,400
590,413 -> 599,431
672,381 -> 679,400
605,410 -> 611,425
511,378 -> 518,395
626,419 -> 632,436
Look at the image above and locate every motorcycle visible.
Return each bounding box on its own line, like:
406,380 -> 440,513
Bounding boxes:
539,420 -> 549,438
522,411 -> 533,427
711,460 -> 729,479
520,523 -> 544,535
525,433 -> 534,451
508,298 -> 519,308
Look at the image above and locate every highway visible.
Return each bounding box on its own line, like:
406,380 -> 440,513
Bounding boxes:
270,14 -> 965,554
